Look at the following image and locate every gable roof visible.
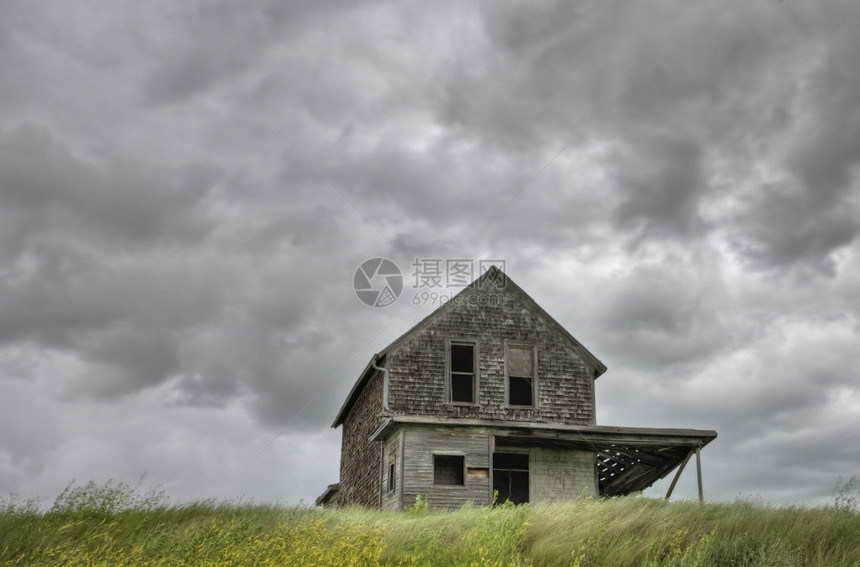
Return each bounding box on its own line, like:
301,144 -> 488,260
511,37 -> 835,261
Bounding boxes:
332,266 -> 606,427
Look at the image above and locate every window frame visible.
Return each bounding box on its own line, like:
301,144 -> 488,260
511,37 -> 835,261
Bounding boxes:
505,344 -> 537,408
387,454 -> 396,493
433,453 -> 466,486
446,339 -> 479,406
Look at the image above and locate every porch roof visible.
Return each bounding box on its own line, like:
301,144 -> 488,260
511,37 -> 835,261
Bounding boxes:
315,483 -> 340,507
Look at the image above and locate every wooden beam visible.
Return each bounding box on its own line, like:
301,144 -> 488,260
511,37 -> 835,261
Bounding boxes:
664,448 -> 695,500
695,445 -> 703,503
627,448 -> 669,467
388,415 -> 717,444
596,446 -> 666,468
502,431 -> 714,448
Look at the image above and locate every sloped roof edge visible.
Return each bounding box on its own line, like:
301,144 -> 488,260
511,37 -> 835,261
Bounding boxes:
331,353 -> 385,428
314,483 -> 339,506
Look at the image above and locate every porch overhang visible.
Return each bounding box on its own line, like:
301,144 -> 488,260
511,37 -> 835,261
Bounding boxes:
370,416 -> 716,497
315,483 -> 340,507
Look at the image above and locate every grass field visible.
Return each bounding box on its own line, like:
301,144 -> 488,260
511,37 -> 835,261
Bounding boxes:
1,481 -> 859,566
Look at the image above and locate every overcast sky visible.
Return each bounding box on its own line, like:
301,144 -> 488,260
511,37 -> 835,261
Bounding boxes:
2,0 -> 859,508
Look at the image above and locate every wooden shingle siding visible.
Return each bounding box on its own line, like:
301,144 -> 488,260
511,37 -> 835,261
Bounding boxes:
387,286 -> 594,425
338,371 -> 383,507
401,426 -> 491,510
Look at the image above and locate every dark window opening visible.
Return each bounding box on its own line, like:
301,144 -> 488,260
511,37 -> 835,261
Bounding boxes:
451,374 -> 473,403
450,343 -> 475,404
507,346 -> 535,407
509,376 -> 533,406
388,462 -> 396,492
434,455 -> 465,485
494,453 -> 529,470
493,452 -> 529,504
450,344 -> 474,373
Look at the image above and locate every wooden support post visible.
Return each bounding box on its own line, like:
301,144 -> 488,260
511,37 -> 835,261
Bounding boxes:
664,449 -> 694,500
489,435 -> 496,505
378,440 -> 385,509
695,445 -> 703,503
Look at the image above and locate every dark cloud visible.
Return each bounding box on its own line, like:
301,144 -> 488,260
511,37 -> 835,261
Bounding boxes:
78,327 -> 181,397
0,123 -> 218,251
141,2 -> 346,105
739,182 -> 858,274
611,136 -> 707,243
729,15 -> 860,273
1,0 -> 859,506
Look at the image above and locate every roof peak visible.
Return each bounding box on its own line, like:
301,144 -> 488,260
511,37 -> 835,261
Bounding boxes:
332,267 -> 608,427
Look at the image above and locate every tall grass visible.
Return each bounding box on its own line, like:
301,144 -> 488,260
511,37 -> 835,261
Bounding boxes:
1,481 -> 858,566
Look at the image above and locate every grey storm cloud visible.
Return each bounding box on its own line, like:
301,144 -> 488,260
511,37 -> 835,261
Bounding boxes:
0,123 -> 217,251
1,0 -> 859,506
611,136 -> 707,242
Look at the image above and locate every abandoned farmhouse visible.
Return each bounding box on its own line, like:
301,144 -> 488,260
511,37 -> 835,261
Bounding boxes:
317,267 -> 716,509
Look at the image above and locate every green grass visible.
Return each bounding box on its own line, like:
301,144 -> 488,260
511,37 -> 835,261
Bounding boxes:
1,482 -> 859,566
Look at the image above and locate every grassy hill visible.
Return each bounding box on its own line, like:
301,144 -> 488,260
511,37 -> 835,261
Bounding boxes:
2,481 -> 859,566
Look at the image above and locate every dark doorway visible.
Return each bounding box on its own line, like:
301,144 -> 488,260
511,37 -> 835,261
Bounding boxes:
493,452 -> 529,504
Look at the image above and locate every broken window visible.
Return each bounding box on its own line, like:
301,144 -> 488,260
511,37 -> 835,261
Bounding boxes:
507,346 -> 535,407
388,459 -> 396,492
493,452 -> 529,504
450,342 -> 476,404
434,455 -> 465,485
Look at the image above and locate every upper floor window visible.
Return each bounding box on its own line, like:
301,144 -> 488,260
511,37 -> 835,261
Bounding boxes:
507,345 -> 536,407
449,341 -> 476,404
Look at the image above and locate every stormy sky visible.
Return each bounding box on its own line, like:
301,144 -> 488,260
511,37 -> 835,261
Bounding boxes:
1,0 -> 859,506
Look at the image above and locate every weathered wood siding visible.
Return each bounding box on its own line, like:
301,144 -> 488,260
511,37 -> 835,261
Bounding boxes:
532,447 -> 596,501
401,426 -> 491,509
387,285 -> 595,425
395,425 -> 596,509
380,431 -> 402,511
338,371 -> 383,507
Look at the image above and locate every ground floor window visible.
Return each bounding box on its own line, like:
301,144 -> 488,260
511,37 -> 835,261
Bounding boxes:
434,454 -> 465,485
493,452 -> 529,504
